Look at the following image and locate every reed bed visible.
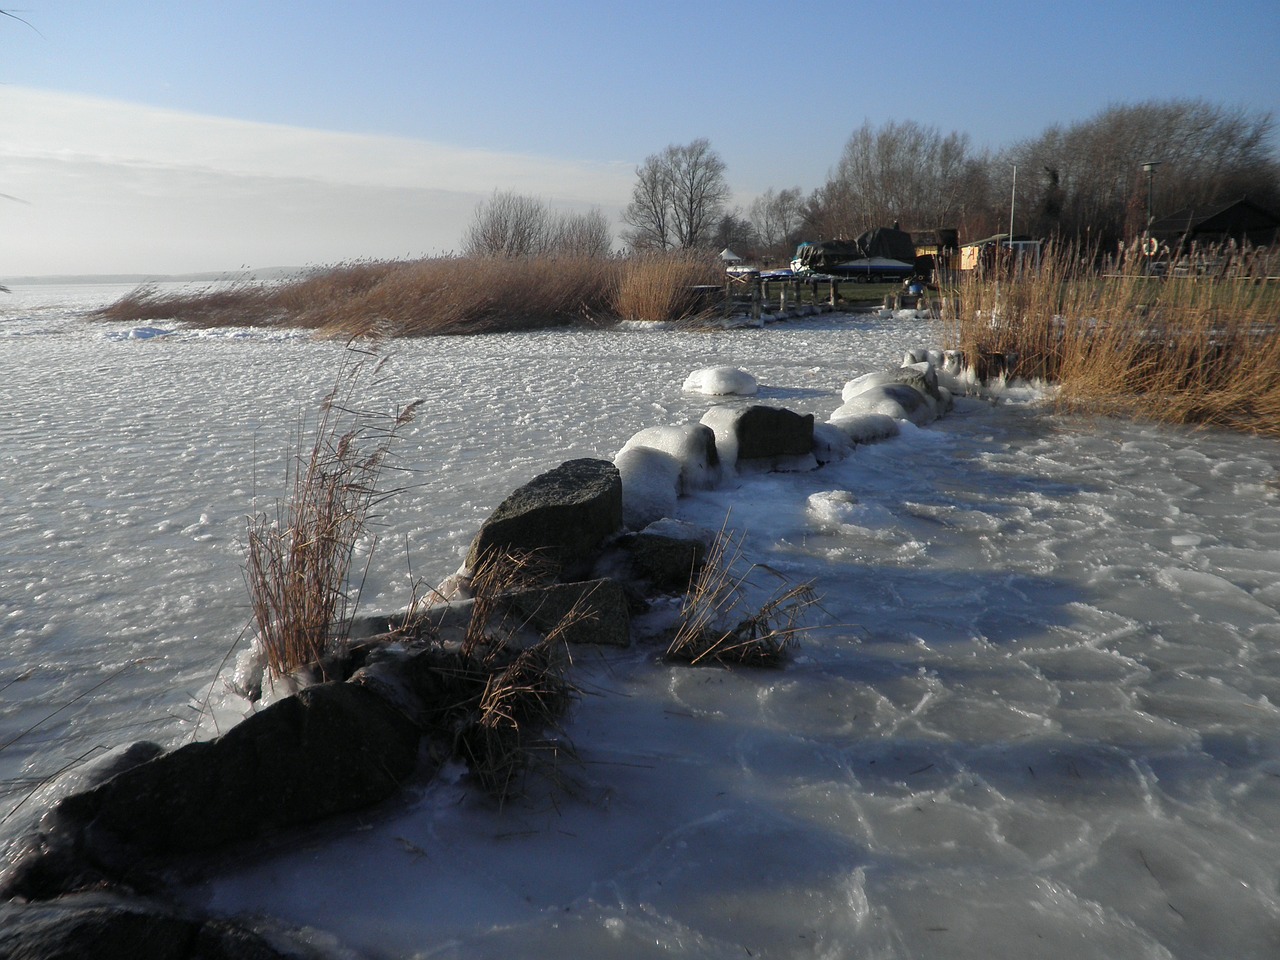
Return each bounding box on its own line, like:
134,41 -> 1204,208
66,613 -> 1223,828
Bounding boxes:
613,252 -> 723,324
93,252 -> 726,334
941,243 -> 1280,437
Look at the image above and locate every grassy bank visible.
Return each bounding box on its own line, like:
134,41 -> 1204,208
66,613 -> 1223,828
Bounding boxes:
941,243 -> 1280,437
93,253 -> 723,334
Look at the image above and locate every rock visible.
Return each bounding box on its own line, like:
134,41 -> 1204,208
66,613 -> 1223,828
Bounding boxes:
0,741 -> 167,902
504,579 -> 631,647
0,892 -> 344,960
681,366 -> 758,396
466,459 -> 623,579
59,682 -> 420,876
614,445 -> 680,530
617,423 -> 720,493
700,405 -> 814,470
620,532 -> 707,593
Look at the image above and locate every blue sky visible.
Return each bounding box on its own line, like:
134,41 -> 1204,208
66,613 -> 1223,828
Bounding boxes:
2,0 -> 1277,275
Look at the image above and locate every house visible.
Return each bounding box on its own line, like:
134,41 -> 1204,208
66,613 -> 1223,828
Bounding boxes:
959,234 -> 1041,272
1149,197 -> 1280,250
912,228 -> 959,280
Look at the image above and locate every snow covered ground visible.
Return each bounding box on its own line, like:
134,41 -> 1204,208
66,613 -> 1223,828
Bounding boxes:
3,282 -> 1280,959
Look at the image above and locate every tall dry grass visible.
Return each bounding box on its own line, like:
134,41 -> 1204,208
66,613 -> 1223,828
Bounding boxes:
941,242 -> 1280,437
93,253 -> 725,334
613,252 -> 723,324
245,349 -> 420,680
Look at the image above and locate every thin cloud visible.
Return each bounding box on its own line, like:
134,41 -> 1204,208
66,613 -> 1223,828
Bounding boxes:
0,87 -> 632,275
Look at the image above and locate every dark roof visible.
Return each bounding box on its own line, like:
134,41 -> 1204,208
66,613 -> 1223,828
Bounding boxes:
1149,197 -> 1280,245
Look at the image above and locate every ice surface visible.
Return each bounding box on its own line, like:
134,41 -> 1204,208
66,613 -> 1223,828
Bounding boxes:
3,284 -> 1280,959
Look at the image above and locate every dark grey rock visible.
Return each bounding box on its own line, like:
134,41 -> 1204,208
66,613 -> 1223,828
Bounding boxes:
0,892 -> 349,960
61,682 -> 419,873
505,579 -> 631,647
466,459 -> 623,579
734,406 -> 815,460
621,533 -> 706,593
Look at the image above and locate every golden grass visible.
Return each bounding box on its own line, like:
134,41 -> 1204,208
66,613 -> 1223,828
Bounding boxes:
93,253 -> 728,334
613,252 -> 723,324
941,243 -> 1280,437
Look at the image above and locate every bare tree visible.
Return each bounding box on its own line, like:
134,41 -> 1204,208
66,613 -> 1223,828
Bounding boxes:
1005,99 -> 1280,246
463,191 -> 549,257
463,191 -> 613,257
546,207 -> 613,258
622,139 -> 730,251
749,187 -> 804,257
813,120 -> 983,235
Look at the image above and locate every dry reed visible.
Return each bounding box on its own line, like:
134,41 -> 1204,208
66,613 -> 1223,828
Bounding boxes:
245,348 -> 420,680
613,252 -> 723,324
94,253 -> 727,333
667,525 -> 817,667
941,242 -> 1280,437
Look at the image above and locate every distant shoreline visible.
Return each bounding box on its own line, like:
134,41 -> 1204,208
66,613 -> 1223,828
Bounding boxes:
2,267 -> 304,286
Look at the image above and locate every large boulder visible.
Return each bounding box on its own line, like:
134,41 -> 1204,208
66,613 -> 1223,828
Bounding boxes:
55,682 -> 420,880
466,459 -> 623,579
700,405 -> 815,470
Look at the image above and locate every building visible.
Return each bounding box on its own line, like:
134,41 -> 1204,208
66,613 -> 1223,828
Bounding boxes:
959,234 -> 1041,272
1149,197 -> 1280,251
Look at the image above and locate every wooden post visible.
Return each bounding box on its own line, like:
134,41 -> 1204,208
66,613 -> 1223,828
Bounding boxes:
724,280 -> 733,318
829,278 -> 839,307
751,277 -> 761,321
779,284 -> 789,313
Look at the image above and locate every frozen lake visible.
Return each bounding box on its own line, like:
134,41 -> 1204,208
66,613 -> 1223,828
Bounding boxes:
2,282 -> 1279,958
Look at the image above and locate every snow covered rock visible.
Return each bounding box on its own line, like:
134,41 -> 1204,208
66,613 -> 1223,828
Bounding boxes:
617,423 -> 721,493
700,404 -> 815,471
614,445 -> 681,530
466,458 -> 622,579
832,382 -> 938,426
827,411 -> 901,444
682,365 -> 758,396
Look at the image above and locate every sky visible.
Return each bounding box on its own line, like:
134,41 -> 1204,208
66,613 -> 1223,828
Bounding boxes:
2,0 -> 1277,276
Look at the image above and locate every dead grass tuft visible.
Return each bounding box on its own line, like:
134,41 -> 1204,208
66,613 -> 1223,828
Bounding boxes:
667,525 -> 817,667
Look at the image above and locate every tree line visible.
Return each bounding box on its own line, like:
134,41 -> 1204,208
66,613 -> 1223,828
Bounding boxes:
463,98 -> 1278,262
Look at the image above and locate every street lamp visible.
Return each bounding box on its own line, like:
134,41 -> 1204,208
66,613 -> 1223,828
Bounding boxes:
1141,160 -> 1161,230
